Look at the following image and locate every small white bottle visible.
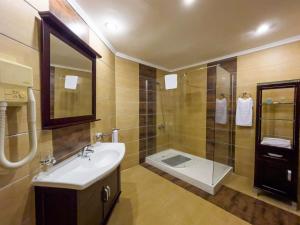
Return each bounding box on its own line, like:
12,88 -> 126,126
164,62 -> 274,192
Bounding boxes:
112,128 -> 119,143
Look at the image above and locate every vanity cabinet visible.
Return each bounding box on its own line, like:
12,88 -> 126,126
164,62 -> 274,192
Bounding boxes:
35,167 -> 121,225
255,80 -> 300,204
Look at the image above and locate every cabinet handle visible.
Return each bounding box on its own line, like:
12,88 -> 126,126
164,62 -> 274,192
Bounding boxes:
266,153 -> 283,158
287,170 -> 292,182
106,185 -> 111,198
102,187 -> 109,202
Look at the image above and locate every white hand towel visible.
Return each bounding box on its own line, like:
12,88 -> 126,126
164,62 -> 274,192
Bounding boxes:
215,98 -> 227,124
236,97 -> 253,126
261,137 -> 291,149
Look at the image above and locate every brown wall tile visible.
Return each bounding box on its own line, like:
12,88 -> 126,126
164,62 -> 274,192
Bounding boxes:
139,64 -> 157,163
52,123 -> 91,162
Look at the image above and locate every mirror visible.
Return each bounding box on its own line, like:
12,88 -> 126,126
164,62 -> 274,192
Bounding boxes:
50,34 -> 92,119
40,12 -> 100,129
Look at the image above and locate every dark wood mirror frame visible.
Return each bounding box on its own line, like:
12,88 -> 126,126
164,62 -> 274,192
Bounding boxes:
39,11 -> 101,129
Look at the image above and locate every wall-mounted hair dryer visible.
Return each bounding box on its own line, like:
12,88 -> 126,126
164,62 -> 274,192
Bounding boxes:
0,58 -> 37,169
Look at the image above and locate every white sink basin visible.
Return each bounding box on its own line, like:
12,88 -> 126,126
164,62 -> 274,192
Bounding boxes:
32,143 -> 125,190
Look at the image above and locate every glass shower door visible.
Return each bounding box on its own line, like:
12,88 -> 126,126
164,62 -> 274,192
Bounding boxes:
212,65 -> 235,186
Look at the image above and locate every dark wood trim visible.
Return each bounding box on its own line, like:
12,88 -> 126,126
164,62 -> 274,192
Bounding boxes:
39,11 -> 100,129
49,0 -> 90,43
35,187 -> 78,225
39,11 -> 100,58
48,119 -> 101,130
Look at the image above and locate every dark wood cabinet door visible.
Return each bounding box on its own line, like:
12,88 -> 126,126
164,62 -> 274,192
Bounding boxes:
35,167 -> 121,225
77,180 -> 104,225
35,188 -> 77,225
102,168 -> 120,219
255,158 -> 292,196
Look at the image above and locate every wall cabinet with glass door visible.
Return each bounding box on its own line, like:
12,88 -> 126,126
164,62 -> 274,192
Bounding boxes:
255,80 -> 300,206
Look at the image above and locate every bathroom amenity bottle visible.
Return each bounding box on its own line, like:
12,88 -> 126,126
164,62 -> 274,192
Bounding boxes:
112,128 -> 119,143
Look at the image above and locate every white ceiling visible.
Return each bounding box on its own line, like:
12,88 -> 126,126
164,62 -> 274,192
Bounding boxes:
69,0 -> 300,71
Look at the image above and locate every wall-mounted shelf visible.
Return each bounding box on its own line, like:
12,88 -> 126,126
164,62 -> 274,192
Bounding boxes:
261,102 -> 294,105
261,135 -> 292,140
260,118 -> 294,122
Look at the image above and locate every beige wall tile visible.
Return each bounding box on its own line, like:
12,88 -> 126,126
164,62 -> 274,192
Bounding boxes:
5,90 -> 41,136
116,114 -> 139,130
123,141 -> 140,156
115,57 -> 139,76
96,61 -> 115,101
0,176 -> 35,225
0,34 -> 40,90
93,58 -> 116,136
121,152 -> 139,170
162,68 -> 207,155
235,41 -> 300,180
89,30 -> 115,69
0,1 -> 50,225
0,130 -> 52,189
0,0 -> 41,50
115,56 -> 140,170
97,99 -> 116,119
116,101 -> 139,115
115,87 -> 139,102
119,128 -> 139,143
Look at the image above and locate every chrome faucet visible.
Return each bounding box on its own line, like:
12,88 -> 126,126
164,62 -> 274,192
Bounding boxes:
78,144 -> 94,159
40,155 -> 56,167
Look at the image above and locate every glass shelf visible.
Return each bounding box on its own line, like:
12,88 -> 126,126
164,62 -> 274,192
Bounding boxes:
261,135 -> 292,140
261,102 -> 294,106
260,118 -> 294,122
259,86 -> 296,150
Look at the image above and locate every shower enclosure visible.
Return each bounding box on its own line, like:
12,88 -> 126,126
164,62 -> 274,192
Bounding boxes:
143,59 -> 237,195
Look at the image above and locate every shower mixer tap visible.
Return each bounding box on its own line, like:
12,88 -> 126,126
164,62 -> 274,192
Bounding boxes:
158,123 -> 165,130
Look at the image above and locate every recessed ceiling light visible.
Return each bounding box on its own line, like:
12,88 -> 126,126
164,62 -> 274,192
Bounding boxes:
255,23 -> 270,36
68,23 -> 86,36
183,0 -> 195,6
104,22 -> 119,32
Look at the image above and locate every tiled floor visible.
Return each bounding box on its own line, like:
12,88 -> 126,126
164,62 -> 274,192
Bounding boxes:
107,165 -> 249,225
223,173 -> 300,217
142,164 -> 300,225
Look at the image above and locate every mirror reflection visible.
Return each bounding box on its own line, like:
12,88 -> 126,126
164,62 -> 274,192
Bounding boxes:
50,34 -> 93,119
